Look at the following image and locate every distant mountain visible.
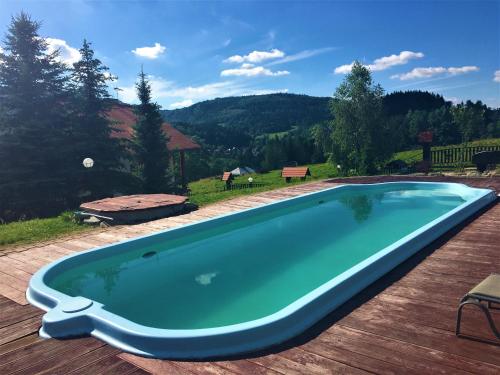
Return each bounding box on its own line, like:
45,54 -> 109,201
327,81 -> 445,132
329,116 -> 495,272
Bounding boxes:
161,93 -> 331,135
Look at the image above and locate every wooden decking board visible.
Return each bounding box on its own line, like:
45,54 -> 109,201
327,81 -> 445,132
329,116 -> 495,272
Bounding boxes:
246,348 -> 369,375
273,347 -> 371,375
0,315 -> 44,346
2,255 -> 43,275
1,337 -> 102,375
170,360 -> 240,375
298,334 -> 409,375
325,325 -> 478,375
39,346 -> 122,375
118,354 -> 199,375
212,359 -> 283,375
6,249 -> 54,265
336,324 -> 500,375
0,305 -> 40,329
339,312 -> 500,368
0,176 -> 499,374
0,282 -> 26,305
0,271 -> 31,292
65,352 -> 134,375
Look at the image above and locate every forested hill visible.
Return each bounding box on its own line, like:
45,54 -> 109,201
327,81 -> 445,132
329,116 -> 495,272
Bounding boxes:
161,93 -> 331,134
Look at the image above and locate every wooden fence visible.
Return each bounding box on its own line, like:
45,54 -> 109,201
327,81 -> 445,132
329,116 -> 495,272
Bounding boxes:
222,183 -> 266,191
431,145 -> 500,165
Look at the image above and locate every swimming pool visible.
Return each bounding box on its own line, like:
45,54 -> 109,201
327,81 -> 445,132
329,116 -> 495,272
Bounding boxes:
27,182 -> 496,358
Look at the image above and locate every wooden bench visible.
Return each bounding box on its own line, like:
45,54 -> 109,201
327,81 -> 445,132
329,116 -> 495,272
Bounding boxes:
281,167 -> 311,183
472,151 -> 500,173
222,172 -> 234,188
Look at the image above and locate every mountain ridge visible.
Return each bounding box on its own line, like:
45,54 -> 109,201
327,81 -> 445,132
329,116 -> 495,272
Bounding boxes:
161,93 -> 331,134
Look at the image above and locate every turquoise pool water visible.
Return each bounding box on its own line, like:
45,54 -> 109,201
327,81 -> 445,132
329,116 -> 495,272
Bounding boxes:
46,183 -> 467,330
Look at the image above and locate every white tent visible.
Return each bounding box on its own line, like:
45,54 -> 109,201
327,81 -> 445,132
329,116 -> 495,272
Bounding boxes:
230,166 -> 256,176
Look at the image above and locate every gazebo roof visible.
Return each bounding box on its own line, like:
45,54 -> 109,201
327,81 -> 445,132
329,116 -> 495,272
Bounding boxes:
107,103 -> 200,152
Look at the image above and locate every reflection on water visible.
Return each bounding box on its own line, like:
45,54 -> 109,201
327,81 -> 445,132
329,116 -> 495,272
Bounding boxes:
95,265 -> 124,295
195,272 -> 218,286
339,194 -> 374,223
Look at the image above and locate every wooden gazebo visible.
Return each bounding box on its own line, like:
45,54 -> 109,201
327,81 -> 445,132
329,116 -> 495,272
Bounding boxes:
107,103 -> 201,186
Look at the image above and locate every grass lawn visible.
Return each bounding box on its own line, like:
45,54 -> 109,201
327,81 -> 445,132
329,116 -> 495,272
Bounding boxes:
0,163 -> 338,248
0,212 -> 91,249
188,162 -> 338,206
392,138 -> 500,165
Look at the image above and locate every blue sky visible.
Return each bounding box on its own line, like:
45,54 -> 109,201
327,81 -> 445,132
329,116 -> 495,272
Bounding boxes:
1,1 -> 499,109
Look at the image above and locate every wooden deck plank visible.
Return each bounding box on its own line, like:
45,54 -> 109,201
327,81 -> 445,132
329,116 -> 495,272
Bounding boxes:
0,334 -> 42,357
34,346 -> 120,375
0,316 -> 42,346
1,338 -> 103,375
326,325 -> 499,374
0,176 -> 498,374
0,304 -> 40,328
247,348 -> 370,374
118,354 -> 198,375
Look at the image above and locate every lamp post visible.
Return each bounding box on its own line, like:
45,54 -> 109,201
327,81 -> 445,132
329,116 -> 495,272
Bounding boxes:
248,176 -> 253,187
82,158 -> 94,199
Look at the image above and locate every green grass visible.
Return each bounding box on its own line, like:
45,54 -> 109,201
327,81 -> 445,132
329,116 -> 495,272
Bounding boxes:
0,212 -> 91,249
188,162 -> 339,206
0,163 -> 337,248
392,138 -> 500,165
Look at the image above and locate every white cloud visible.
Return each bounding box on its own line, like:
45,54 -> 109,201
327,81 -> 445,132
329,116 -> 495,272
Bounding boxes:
494,70 -> 500,83
45,38 -> 81,65
118,76 -> 288,108
132,42 -> 166,59
334,50 -> 424,74
444,96 -> 462,105
391,66 -> 479,80
268,47 -> 336,66
0,46 -> 3,54
369,51 -> 424,71
170,99 -> 194,109
221,65 -> 290,77
391,67 -> 446,80
447,66 -> 479,75
224,48 -> 285,64
334,63 -> 355,74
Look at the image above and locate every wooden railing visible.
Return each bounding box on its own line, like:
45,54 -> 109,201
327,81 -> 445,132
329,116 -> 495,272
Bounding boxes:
431,145 -> 500,165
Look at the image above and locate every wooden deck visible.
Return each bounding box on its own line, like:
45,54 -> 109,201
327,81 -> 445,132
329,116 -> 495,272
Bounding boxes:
0,176 -> 499,374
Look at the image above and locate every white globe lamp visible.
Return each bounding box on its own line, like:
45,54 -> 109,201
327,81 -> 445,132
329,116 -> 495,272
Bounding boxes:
83,158 -> 94,168
248,177 -> 253,183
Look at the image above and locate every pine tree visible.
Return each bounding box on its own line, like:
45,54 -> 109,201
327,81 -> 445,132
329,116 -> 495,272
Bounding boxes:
70,39 -> 123,198
132,69 -> 171,193
0,13 -> 72,220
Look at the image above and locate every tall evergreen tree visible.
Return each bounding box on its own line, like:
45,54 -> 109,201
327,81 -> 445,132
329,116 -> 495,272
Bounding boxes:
0,13 -> 72,220
132,69 -> 171,193
330,61 -> 390,175
70,39 -> 123,198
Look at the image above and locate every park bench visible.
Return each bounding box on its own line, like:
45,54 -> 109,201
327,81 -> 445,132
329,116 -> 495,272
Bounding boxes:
281,167 -> 311,183
472,151 -> 500,173
222,172 -> 234,188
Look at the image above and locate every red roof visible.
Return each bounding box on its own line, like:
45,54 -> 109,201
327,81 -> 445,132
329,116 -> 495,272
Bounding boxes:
107,103 -> 200,152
